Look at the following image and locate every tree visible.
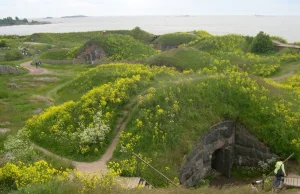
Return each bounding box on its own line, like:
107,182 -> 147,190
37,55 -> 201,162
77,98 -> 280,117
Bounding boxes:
250,31 -> 274,53
15,16 -> 19,21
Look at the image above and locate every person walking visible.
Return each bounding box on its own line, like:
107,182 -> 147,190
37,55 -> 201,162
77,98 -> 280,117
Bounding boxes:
273,157 -> 286,192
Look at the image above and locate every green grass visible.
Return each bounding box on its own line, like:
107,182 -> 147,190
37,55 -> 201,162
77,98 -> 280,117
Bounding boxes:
154,32 -> 197,45
0,61 -> 91,165
147,48 -> 215,71
40,49 -> 70,60
23,28 -> 154,48
110,70 -> 300,186
81,34 -> 157,61
25,64 -> 178,161
190,34 -> 249,53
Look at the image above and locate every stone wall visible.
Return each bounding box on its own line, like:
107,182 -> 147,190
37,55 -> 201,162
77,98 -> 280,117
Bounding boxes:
179,121 -> 277,187
0,65 -> 23,74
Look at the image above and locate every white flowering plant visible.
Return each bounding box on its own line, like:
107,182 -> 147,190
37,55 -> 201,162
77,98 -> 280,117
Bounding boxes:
78,111 -> 111,145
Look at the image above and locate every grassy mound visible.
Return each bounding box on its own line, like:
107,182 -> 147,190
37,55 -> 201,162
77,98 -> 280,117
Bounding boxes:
190,34 -> 249,53
24,28 -> 154,47
110,70 -> 300,186
147,48 -> 215,71
154,32 -> 197,46
80,34 -> 157,61
25,64 -> 178,161
39,49 -> 70,60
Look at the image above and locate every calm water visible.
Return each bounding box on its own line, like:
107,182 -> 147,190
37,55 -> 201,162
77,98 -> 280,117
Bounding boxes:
0,16 -> 300,42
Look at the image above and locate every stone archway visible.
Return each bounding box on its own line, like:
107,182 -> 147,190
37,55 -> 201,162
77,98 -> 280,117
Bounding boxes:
179,121 -> 277,187
77,43 -> 107,64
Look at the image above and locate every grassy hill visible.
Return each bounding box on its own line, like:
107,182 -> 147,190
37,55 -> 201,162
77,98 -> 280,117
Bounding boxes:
154,32 -> 197,46
24,27 -> 154,47
79,34 -> 157,61
2,30 -> 300,193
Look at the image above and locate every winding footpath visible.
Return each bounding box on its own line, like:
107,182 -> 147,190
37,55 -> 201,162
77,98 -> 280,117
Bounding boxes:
21,60 -> 129,175
20,60 -> 53,75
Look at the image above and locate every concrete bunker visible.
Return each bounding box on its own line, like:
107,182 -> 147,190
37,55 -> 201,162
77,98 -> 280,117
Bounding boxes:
77,43 -> 107,64
179,121 -> 277,187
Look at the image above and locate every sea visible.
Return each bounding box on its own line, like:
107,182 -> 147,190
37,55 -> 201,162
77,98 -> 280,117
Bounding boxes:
0,15 -> 300,42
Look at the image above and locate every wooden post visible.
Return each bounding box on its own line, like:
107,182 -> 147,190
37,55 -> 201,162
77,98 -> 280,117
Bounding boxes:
136,155 -> 140,177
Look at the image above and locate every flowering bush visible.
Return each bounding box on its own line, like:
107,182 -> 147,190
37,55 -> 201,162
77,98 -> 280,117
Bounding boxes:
78,111 -> 110,145
0,160 -> 68,189
25,63 -> 178,160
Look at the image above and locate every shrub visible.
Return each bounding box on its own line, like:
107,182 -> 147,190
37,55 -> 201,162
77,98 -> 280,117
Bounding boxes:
0,40 -> 7,47
129,26 -> 154,44
250,31 -> 274,53
4,49 -> 23,61
0,160 -> 68,189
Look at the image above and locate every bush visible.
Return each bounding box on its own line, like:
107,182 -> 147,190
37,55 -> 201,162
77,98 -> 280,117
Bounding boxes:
0,40 -> 7,47
294,42 -> 300,46
4,49 -> 23,61
250,31 -> 274,53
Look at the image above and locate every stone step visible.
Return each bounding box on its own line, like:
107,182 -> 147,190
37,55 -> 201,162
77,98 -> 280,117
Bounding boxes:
118,177 -> 153,189
284,177 -> 300,187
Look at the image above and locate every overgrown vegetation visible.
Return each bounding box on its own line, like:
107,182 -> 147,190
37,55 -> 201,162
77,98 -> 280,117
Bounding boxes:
24,27 -> 154,47
81,34 -> 157,61
250,31 -> 274,53
0,40 -> 7,47
40,49 -> 70,60
4,49 -> 23,61
1,28 -> 300,193
25,64 -> 178,161
154,32 -> 197,46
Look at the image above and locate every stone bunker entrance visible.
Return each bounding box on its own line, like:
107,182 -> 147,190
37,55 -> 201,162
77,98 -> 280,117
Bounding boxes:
76,43 -> 107,64
211,147 -> 232,178
179,121 -> 277,187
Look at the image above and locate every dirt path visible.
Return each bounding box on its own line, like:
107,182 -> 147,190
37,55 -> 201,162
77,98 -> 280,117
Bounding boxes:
20,61 -> 53,75
74,110 -> 130,174
32,75 -> 205,174
33,109 -> 131,175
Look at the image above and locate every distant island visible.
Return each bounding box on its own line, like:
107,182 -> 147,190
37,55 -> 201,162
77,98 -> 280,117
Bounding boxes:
44,17 -> 53,19
0,17 -> 51,27
61,15 -> 87,18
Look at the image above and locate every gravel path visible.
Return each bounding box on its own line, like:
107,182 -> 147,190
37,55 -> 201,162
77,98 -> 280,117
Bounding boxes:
20,60 -> 53,75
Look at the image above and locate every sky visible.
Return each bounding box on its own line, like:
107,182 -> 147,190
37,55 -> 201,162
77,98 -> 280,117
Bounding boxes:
0,0 -> 299,18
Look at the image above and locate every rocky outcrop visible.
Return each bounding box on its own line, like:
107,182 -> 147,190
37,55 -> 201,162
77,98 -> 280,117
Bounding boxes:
0,65 -> 23,74
179,121 -> 277,187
